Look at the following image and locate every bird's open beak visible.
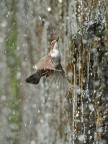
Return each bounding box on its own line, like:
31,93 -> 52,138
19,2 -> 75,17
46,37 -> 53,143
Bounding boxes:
56,37 -> 59,42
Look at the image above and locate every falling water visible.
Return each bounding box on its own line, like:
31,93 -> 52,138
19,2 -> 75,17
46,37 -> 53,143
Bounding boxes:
0,0 -> 108,144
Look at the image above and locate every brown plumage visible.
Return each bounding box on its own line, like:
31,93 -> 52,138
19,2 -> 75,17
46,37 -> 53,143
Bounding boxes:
26,37 -> 72,91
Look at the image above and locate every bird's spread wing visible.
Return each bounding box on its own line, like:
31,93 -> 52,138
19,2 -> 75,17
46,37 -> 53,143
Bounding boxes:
33,55 -> 56,71
47,64 -> 73,92
48,70 -> 73,92
30,55 -> 73,91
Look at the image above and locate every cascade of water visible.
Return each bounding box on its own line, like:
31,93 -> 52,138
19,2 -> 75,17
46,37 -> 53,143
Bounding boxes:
0,0 -> 107,143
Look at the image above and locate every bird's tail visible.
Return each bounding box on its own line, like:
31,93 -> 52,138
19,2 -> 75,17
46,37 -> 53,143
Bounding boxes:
25,71 -> 42,84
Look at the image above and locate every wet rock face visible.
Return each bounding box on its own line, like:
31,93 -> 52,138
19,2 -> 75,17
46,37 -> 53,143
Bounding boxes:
67,17 -> 108,143
0,0 -> 108,144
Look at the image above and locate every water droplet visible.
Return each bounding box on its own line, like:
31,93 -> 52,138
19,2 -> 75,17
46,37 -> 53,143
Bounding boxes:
32,104 -> 36,108
39,16 -> 42,20
76,63 -> 81,69
89,104 -> 94,112
38,109 -> 40,113
16,72 -> 21,80
82,39 -> 87,44
31,140 -> 36,144
1,20 -> 7,27
47,7 -> 51,12
78,134 -> 85,142
40,119 -> 43,123
66,16 -> 69,20
97,127 -> 103,133
58,0 -> 62,3
76,113 -> 79,117
1,95 -> 6,101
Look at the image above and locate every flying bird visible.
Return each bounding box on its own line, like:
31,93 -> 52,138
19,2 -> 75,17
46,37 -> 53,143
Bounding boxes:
25,37 -> 72,91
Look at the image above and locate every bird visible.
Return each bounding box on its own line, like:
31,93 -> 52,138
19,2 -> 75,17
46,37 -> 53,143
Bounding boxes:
25,37 -> 72,91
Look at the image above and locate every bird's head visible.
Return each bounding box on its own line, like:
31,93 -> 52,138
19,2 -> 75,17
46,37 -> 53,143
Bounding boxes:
50,37 -> 59,50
